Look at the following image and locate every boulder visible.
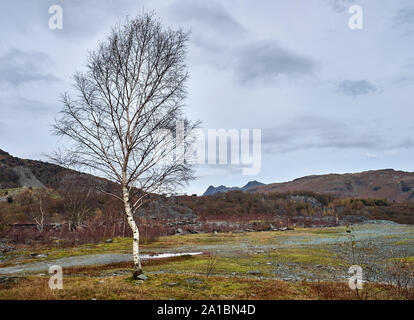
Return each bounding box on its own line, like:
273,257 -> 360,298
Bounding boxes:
136,274 -> 148,281
268,224 -> 278,231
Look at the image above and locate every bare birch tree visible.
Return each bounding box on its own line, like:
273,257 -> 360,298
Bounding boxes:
52,12 -> 197,278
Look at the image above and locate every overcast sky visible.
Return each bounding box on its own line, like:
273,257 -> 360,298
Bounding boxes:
1,0 -> 414,195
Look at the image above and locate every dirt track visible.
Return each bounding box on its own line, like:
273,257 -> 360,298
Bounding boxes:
0,252 -> 202,275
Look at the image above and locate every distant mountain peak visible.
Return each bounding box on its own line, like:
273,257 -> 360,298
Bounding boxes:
241,180 -> 265,191
202,181 -> 265,196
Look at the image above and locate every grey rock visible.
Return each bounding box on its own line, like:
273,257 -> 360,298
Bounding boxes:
105,239 -> 113,243
136,274 -> 148,281
247,270 -> 262,275
0,276 -> 20,284
268,224 -> 277,231
30,253 -> 48,258
164,282 -> 179,287
185,278 -> 204,285
0,243 -> 15,253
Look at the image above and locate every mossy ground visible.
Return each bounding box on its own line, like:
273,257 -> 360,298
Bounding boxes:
0,268 -> 402,300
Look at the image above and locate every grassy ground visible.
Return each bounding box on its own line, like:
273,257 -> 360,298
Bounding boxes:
1,223 -> 414,300
0,229 -> 339,267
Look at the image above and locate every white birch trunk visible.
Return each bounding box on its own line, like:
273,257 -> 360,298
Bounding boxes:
122,185 -> 142,277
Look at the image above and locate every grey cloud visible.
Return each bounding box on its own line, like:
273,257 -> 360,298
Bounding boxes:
0,96 -> 56,158
394,7 -> 414,26
326,0 -> 355,13
56,0 -> 141,39
396,138 -> 414,149
196,163 -> 244,177
392,6 -> 414,37
390,61 -> 414,86
337,80 -> 378,97
2,97 -> 55,116
0,49 -> 58,87
235,42 -> 318,84
0,0 -> 146,41
394,75 -> 414,86
261,116 -> 399,154
169,0 -> 318,84
169,0 -> 245,37
168,0 -> 246,68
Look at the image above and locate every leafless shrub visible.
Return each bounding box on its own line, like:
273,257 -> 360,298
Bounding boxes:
15,189 -> 54,232
385,258 -> 414,299
205,253 -> 219,279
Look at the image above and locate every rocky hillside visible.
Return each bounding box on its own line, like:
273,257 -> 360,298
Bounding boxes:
0,149 -> 112,191
0,150 -> 62,189
251,169 -> 414,202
